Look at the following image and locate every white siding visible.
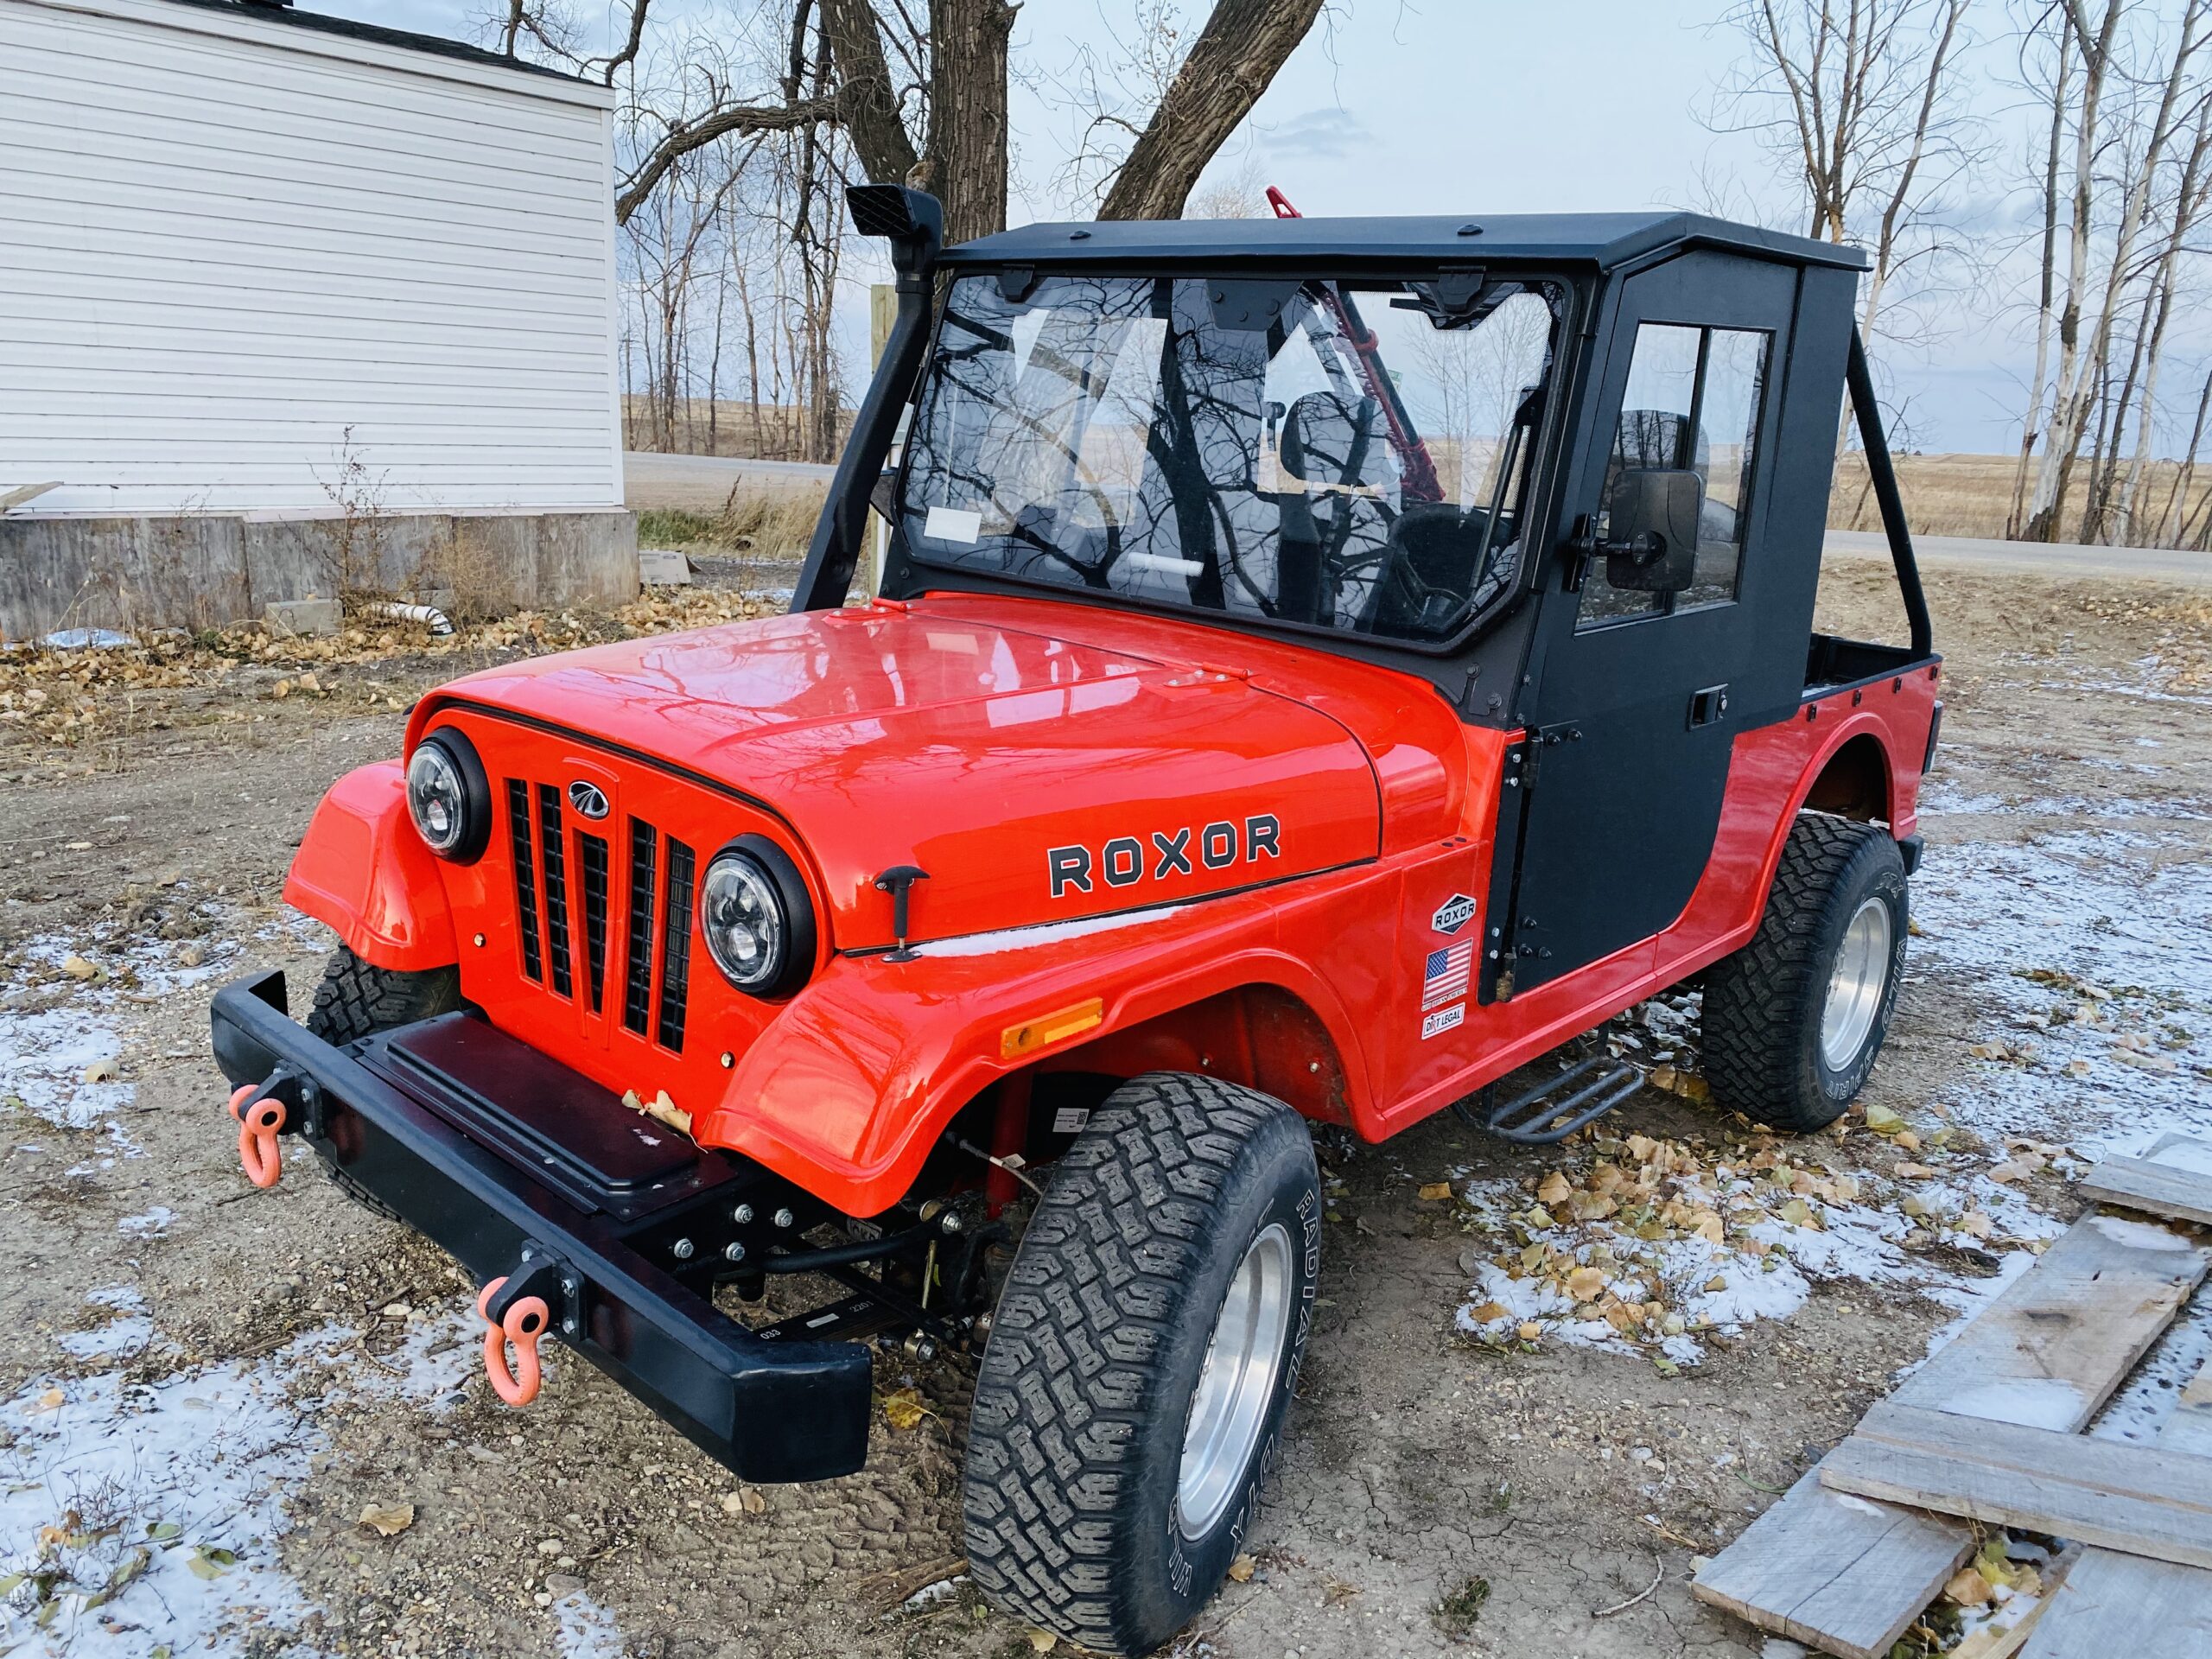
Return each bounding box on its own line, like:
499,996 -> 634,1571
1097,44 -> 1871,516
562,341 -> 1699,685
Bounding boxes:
0,0 -> 621,514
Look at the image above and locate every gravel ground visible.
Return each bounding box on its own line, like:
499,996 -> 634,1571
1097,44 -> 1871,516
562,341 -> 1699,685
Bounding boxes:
0,560 -> 2206,1657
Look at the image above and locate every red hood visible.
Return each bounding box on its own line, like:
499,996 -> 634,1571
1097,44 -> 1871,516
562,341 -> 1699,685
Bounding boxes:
415,598 -> 1455,950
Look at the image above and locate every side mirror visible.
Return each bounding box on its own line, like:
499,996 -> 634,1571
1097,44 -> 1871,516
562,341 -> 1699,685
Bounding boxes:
1601,467 -> 1702,593
1267,391 -> 1376,493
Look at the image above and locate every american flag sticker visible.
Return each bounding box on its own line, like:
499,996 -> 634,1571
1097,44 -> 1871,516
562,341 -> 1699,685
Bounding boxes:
1422,940 -> 1473,1010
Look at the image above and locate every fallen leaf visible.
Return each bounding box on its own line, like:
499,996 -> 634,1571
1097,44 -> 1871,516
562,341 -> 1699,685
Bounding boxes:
60,955 -> 99,981
1893,1161 -> 1936,1179
1516,1321 -> 1542,1344
1027,1630 -> 1058,1652
1944,1567 -> 1993,1607
81,1058 -> 119,1084
1704,1275 -> 1729,1293
1864,1103 -> 1904,1135
1470,1301 -> 1508,1324
1895,1130 -> 1923,1153
1956,1211 -> 1994,1240
359,1503 -> 415,1537
1566,1266 -> 1606,1303
1536,1172 -> 1572,1205
29,1388 -> 63,1413
1418,1181 -> 1452,1202
882,1387 -> 930,1431
1226,1554 -> 1256,1583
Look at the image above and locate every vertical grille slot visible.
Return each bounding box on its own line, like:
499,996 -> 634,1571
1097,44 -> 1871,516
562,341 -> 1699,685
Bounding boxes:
536,784 -> 573,998
658,836 -> 695,1052
506,780 -> 542,983
578,832 -> 610,1014
623,821 -> 658,1036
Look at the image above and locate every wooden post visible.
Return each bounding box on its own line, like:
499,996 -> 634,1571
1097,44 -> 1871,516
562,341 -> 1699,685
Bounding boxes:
856,283 -> 899,599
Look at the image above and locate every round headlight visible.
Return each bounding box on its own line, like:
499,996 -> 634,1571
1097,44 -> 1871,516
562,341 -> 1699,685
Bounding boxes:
404,731 -> 489,861
698,836 -> 816,998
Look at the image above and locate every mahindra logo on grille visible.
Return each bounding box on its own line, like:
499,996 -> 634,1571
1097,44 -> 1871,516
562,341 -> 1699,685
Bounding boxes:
566,781 -> 610,820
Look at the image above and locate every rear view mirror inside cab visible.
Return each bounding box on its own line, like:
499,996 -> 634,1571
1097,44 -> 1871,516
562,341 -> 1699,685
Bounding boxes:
1603,467 -> 1702,593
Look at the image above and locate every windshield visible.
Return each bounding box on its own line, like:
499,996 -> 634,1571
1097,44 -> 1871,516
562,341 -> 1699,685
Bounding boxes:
897,272 -> 1563,645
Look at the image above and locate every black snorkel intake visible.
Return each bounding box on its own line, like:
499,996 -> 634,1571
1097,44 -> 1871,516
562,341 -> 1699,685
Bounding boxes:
792,186 -> 944,613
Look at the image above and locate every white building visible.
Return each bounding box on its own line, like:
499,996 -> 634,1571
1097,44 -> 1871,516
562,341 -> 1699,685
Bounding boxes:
0,0 -> 623,518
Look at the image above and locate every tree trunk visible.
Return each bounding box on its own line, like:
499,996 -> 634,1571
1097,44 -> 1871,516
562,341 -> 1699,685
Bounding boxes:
1099,0 -> 1325,220
921,0 -> 1018,244
2008,27 -> 2071,539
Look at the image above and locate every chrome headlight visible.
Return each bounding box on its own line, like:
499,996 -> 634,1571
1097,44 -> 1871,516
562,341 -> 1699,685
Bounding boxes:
699,836 -> 816,998
404,731 -> 489,861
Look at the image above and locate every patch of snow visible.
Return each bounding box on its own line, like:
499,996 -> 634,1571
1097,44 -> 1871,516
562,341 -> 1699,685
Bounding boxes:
2087,1213 -> 2199,1252
1909,830 -> 2212,1159
0,1303 -> 486,1656
118,1206 -> 175,1239
553,1587 -> 627,1657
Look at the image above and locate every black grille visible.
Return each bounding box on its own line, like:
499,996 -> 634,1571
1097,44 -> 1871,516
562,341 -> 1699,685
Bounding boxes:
502,779 -> 690,1051
578,832 -> 610,1013
506,780 -> 542,983
623,822 -> 658,1036
658,837 -> 696,1051
536,785 -> 573,997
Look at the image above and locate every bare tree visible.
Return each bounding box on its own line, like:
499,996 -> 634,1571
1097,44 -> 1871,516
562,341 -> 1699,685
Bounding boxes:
1708,0 -> 1980,348
2020,0 -> 2212,543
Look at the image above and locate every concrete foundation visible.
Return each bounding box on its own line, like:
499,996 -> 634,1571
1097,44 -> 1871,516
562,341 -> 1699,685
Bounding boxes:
0,509 -> 639,641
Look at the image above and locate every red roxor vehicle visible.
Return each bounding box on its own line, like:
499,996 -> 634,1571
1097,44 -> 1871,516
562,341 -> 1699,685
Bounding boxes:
211,185 -> 1940,1654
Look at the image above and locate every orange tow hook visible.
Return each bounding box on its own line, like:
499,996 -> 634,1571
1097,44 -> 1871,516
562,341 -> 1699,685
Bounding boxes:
227,1084 -> 286,1188
477,1276 -> 551,1407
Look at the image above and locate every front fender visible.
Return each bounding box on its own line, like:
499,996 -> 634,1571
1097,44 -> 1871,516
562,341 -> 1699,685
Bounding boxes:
283,761 -> 458,971
692,884 -> 1376,1217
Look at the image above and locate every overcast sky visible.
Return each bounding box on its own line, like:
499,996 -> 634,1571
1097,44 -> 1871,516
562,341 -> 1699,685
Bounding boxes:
319,0 -> 2086,454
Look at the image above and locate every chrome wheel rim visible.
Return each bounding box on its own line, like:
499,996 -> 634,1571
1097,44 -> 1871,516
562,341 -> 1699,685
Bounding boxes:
1821,896 -> 1893,1071
1179,1221 -> 1294,1539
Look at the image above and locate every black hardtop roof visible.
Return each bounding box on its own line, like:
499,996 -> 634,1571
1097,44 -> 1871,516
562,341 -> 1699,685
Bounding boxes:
154,0 -> 583,82
943,210 -> 1869,273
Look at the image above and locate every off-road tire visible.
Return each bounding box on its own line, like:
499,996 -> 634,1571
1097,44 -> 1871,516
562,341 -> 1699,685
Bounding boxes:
963,1073 -> 1321,1656
302,945 -> 466,1217
1702,813 -> 1908,1133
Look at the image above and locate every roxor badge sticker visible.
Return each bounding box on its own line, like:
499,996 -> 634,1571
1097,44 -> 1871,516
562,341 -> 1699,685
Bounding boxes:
1432,893 -> 1476,935
1047,815 -> 1281,899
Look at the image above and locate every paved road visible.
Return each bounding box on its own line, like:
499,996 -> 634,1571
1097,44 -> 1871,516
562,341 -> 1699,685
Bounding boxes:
1826,528 -> 2210,587
624,454 -> 2209,587
623,451 -> 832,512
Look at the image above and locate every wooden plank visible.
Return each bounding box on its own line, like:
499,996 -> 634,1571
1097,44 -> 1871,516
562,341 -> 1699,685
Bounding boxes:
1691,1471 -> 1973,1659
2079,1137 -> 2212,1230
2020,1548 -> 2212,1656
2021,1355 -> 2212,1658
1821,1404 -> 2212,1571
1691,1214 -> 2207,1658
1891,1213 -> 2210,1427
2162,1358 -> 2212,1462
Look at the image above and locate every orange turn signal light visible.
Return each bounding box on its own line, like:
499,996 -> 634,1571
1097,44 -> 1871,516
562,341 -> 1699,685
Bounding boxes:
1001,997 -> 1103,1060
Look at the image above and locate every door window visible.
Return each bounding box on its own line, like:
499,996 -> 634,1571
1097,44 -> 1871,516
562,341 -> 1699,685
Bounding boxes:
1577,321 -> 1770,626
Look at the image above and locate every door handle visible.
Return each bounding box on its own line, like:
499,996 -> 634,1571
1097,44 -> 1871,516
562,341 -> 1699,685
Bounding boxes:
1688,684 -> 1729,728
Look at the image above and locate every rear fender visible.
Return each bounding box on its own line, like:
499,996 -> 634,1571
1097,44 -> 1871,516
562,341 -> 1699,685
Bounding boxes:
694,909 -> 1370,1216
283,761 -> 459,971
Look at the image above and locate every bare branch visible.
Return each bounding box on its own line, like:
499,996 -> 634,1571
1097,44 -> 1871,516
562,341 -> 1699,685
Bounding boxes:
618,96 -> 841,226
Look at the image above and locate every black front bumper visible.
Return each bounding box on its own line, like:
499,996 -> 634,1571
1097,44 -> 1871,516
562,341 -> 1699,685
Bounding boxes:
210,972 -> 872,1483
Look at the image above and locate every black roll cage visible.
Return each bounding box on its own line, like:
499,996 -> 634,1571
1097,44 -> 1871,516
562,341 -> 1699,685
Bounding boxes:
794,187 -> 1931,706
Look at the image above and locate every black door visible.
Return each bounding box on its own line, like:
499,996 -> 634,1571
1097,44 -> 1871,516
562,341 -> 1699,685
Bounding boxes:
1496,251 -> 1796,997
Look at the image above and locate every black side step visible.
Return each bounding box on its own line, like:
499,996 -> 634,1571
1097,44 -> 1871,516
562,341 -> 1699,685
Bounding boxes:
1461,1053 -> 1643,1145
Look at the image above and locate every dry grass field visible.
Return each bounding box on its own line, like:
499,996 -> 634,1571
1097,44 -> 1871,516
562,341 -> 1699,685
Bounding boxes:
1827,449 -> 2212,541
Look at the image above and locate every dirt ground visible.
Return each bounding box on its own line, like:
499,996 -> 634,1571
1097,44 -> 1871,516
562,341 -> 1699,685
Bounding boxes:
1,559 -> 2208,1659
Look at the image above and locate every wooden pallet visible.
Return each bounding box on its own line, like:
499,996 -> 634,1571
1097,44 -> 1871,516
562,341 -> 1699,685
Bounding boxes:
1693,1137 -> 2212,1659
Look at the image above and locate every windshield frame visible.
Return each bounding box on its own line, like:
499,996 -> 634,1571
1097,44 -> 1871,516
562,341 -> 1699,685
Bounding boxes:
888,264 -> 1585,660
